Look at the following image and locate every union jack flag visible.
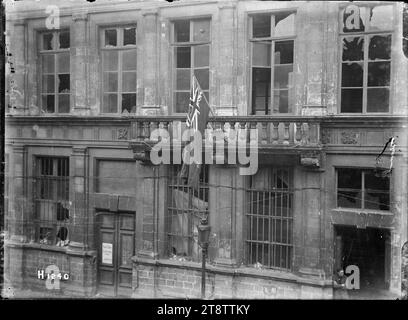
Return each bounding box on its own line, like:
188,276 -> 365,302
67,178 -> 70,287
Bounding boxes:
186,75 -> 204,131
179,76 -> 210,188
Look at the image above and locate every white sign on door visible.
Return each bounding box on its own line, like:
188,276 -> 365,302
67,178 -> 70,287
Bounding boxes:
102,242 -> 113,265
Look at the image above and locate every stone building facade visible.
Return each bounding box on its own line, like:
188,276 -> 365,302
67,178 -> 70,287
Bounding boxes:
3,0 -> 408,299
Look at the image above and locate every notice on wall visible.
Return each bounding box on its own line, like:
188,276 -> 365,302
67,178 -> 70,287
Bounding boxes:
102,243 -> 113,265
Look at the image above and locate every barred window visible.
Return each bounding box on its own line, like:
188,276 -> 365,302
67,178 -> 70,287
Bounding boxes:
100,26 -> 137,114
340,4 -> 393,113
250,12 -> 296,114
39,30 -> 71,113
167,165 -> 209,261
34,157 -> 70,245
337,168 -> 390,211
246,167 -> 293,270
172,19 -> 210,113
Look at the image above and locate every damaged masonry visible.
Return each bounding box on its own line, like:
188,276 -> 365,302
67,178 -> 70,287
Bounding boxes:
2,0 -> 408,300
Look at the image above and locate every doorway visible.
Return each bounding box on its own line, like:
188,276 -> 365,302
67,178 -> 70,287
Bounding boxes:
334,226 -> 391,293
97,212 -> 135,297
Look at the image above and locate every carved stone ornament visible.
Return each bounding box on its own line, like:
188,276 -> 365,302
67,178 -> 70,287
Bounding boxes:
340,131 -> 359,144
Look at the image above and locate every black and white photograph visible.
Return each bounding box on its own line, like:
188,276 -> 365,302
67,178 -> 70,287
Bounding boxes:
0,0 -> 408,307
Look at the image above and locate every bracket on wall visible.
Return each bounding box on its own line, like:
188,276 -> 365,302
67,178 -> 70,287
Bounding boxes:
300,151 -> 321,168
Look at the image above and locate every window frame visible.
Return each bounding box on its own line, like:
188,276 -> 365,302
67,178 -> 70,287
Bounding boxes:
38,29 -> 71,114
338,3 -> 395,114
170,18 -> 211,114
248,11 -> 297,115
99,25 -> 138,115
245,166 -> 294,271
335,167 -> 391,212
33,156 -> 70,245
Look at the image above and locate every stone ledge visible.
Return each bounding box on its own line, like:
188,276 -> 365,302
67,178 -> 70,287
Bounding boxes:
5,241 -> 96,257
132,256 -> 333,288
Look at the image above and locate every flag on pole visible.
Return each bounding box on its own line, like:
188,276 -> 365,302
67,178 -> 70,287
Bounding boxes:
179,75 -> 210,188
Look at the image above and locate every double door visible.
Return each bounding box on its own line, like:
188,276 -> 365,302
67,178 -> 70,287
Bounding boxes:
97,212 -> 135,297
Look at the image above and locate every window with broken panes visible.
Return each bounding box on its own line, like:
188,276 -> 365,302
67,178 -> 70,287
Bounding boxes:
40,30 -> 70,113
250,12 -> 295,115
173,19 -> 210,113
337,168 -> 390,211
166,165 -> 209,262
246,167 -> 293,270
340,4 -> 394,113
101,26 -> 137,113
34,157 -> 70,245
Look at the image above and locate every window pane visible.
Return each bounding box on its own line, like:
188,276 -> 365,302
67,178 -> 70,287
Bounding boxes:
58,74 -> 70,93
123,27 -> 136,46
368,35 -> 391,60
253,15 -> 270,38
253,42 -> 271,67
342,36 -> 364,61
176,47 -> 191,68
274,65 -> 292,89
365,172 -> 389,191
122,72 -> 136,92
42,75 -> 54,93
103,72 -> 118,92
175,20 -> 190,42
338,191 -> 361,208
103,94 -> 118,113
342,62 -> 363,87
176,69 -> 190,90
341,88 -> 362,113
59,31 -> 70,49
369,5 -> 393,31
103,51 -> 118,71
342,6 -> 367,33
105,29 -> 117,46
194,69 -> 209,90
252,68 -> 271,115
57,53 -> 70,73
338,168 -> 362,189
122,50 -> 137,71
43,33 -> 53,50
367,88 -> 389,112
368,61 -> 390,86
58,94 -> 70,113
364,192 -> 389,210
273,89 -> 289,113
42,55 -> 55,73
193,19 -> 210,42
42,95 -> 55,113
194,45 -> 209,68
274,12 -> 295,37
175,92 -> 190,113
274,41 -> 293,64
122,93 -> 136,113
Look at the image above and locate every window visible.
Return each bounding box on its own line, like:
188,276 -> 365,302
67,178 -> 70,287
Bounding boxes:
173,19 -> 210,113
246,167 -> 293,270
337,168 -> 390,211
39,30 -> 70,113
101,26 -> 137,114
167,165 -> 208,261
34,157 -> 70,245
340,4 -> 394,113
250,12 -> 295,114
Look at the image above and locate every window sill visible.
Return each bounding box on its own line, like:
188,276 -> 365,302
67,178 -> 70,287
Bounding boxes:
333,207 -> 393,215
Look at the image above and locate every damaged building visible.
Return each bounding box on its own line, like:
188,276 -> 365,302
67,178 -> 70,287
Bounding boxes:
3,0 -> 408,299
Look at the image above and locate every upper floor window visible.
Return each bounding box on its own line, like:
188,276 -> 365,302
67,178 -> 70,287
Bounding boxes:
250,12 -> 295,115
172,19 -> 210,113
340,4 -> 394,113
100,26 -> 137,114
337,168 -> 390,211
39,30 -> 70,113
